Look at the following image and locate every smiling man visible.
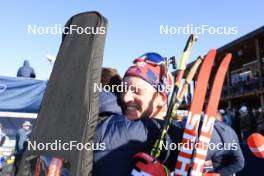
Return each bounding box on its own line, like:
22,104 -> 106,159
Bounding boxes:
121,52 -> 171,120
122,77 -> 164,119
94,52 -> 174,176
94,52 -> 244,176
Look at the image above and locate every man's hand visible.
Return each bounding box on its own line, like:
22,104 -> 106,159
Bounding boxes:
204,160 -> 213,167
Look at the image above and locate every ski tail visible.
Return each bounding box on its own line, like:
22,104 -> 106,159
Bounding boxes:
175,56 -> 203,108
190,53 -> 232,176
174,49 -> 217,176
171,56 -> 203,118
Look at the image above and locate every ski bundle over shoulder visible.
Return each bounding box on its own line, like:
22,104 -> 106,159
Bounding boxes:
17,12 -> 107,176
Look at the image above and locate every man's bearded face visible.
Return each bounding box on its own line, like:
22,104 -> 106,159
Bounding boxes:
122,76 -> 163,120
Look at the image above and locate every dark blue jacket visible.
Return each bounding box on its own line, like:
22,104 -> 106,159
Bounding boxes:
210,121 -> 245,175
99,91 -> 122,116
174,118 -> 245,175
94,92 -> 244,176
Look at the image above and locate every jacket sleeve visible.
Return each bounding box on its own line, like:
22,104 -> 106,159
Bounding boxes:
213,122 -> 245,175
93,115 -> 149,176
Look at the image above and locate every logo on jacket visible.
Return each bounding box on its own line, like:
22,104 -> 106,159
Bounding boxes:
0,84 -> 7,93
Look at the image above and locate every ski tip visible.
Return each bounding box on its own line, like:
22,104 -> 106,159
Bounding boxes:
223,53 -> 232,63
226,53 -> 232,58
206,49 -> 217,58
208,48 -> 217,53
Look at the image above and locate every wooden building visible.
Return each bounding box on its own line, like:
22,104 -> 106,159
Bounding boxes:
215,26 -> 264,110
182,26 -> 264,111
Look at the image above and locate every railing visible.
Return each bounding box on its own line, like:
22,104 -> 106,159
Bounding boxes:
221,78 -> 264,98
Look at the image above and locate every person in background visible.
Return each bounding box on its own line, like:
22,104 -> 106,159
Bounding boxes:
226,108 -> 235,126
0,151 -> 4,172
253,107 -> 264,135
220,109 -> 232,126
215,110 -> 224,122
17,60 -> 36,78
239,106 -> 252,143
99,67 -> 122,119
14,121 -> 32,174
101,67 -> 122,88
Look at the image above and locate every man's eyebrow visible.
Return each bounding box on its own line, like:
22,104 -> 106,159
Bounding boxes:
137,86 -> 150,92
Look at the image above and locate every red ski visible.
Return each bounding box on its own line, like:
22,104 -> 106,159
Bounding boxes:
174,49 -> 217,176
189,53 -> 232,176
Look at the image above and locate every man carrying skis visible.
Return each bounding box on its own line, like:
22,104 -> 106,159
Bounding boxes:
94,52 -> 244,176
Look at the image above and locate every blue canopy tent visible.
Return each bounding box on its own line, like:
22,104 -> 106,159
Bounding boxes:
0,76 -> 46,113
0,76 -> 46,137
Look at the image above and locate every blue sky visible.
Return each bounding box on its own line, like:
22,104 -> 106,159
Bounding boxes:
0,0 -> 263,80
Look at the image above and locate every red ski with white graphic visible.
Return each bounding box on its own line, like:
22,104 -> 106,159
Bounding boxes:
174,49 -> 217,176
189,53 -> 232,176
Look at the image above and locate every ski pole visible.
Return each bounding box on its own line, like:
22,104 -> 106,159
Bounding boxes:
151,34 -> 197,159
151,56 -> 202,160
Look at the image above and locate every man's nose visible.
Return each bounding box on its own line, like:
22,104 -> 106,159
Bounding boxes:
123,90 -> 134,103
